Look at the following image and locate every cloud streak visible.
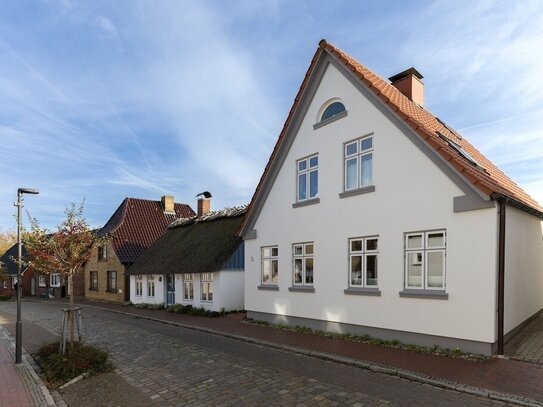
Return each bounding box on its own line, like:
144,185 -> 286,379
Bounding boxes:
1,1 -> 542,229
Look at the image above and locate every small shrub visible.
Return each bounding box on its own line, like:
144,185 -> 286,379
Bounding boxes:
35,342 -> 113,387
0,294 -> 12,301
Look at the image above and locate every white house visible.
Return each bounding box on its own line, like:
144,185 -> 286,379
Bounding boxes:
239,40 -> 543,355
127,197 -> 246,312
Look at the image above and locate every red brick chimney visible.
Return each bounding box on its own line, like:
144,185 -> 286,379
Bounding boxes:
388,67 -> 424,107
196,191 -> 212,217
161,195 -> 175,214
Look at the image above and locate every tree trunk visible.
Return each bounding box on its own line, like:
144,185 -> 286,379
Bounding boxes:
68,273 -> 74,308
68,273 -> 74,349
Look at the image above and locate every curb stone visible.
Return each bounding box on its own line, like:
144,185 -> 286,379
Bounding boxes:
76,302 -> 543,407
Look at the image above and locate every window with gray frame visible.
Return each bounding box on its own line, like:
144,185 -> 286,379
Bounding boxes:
344,135 -> 373,190
261,246 -> 278,285
293,243 -> 314,285
349,236 -> 378,287
297,155 -> 318,202
405,230 -> 446,290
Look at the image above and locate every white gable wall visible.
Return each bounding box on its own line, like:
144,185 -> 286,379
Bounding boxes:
504,206 -> 543,334
245,62 -> 498,349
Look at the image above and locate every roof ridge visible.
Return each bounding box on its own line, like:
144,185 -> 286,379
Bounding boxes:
170,205 -> 247,229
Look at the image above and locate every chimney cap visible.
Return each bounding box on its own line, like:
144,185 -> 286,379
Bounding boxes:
196,191 -> 212,199
388,67 -> 423,83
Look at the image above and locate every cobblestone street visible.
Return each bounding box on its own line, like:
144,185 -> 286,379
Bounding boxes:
505,312 -> 543,364
0,300 -> 516,406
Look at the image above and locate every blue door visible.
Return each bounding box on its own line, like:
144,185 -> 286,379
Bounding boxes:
166,274 -> 175,306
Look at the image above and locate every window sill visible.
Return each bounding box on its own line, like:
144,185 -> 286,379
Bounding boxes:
313,110 -> 348,130
106,289 -> 118,294
288,286 -> 315,293
399,289 -> 448,300
344,287 -> 381,296
50,285 -> 61,288
292,198 -> 320,208
339,185 -> 375,199
258,284 -> 279,291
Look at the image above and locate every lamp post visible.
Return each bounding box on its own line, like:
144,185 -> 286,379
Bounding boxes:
15,187 -> 39,364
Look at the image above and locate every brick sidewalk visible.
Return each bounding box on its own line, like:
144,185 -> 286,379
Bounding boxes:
0,324 -> 55,407
47,298 -> 543,404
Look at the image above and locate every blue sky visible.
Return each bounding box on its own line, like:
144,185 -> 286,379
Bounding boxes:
1,0 -> 543,230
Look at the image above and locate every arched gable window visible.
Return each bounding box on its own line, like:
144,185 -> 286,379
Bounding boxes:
321,102 -> 346,121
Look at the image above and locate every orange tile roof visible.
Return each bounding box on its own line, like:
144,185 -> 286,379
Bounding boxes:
239,40 -> 542,235
322,40 -> 543,213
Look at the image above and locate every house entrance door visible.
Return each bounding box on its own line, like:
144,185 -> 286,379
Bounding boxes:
166,274 -> 175,306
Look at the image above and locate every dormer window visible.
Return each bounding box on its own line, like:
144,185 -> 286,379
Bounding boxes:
314,99 -> 348,129
321,102 -> 346,121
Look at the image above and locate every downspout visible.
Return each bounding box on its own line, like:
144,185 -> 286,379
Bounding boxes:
496,196 -> 507,355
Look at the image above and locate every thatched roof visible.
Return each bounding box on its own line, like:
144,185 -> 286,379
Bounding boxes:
127,206 -> 246,276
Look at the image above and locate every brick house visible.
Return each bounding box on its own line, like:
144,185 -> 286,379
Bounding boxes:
84,196 -> 194,303
0,244 -> 32,297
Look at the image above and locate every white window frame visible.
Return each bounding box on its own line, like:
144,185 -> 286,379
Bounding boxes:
348,236 -> 379,288
201,273 -> 213,302
405,230 -> 446,290
261,246 -> 279,285
135,275 -> 143,297
147,275 -> 155,297
38,274 -> 46,287
12,277 -> 18,289
344,135 -> 373,191
2,280 -> 6,290
183,273 -> 194,301
50,273 -> 61,288
292,242 -> 314,286
296,154 -> 319,202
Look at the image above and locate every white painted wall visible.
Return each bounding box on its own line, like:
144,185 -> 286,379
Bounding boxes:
504,206 -> 543,334
171,271 -> 242,312
245,62 -> 499,345
129,274 -> 165,305
215,271 -> 244,311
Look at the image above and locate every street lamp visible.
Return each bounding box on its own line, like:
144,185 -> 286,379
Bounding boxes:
14,187 -> 39,364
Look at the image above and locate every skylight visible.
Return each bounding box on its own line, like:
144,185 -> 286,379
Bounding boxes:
436,131 -> 485,170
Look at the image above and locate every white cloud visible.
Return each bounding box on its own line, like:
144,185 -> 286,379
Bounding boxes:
95,15 -> 118,37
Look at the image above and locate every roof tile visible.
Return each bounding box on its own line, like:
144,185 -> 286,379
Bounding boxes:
98,198 -> 195,264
